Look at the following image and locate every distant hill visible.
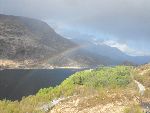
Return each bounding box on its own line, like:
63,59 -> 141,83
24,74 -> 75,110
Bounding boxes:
71,38 -> 150,65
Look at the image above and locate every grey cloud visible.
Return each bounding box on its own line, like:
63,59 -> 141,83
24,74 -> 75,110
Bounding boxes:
0,0 -> 150,44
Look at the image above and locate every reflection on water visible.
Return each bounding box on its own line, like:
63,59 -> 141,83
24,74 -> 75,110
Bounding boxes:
0,69 -> 80,100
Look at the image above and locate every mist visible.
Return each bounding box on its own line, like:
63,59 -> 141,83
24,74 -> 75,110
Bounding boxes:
1,0 -> 150,55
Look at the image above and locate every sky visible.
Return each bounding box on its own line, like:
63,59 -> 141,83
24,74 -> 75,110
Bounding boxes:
0,0 -> 150,56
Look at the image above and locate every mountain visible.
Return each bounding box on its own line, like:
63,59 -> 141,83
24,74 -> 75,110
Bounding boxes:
1,14 -> 149,68
0,14 -> 77,60
47,47 -> 116,67
86,43 -> 150,65
0,14 -> 116,68
71,38 -> 150,65
0,14 -> 77,68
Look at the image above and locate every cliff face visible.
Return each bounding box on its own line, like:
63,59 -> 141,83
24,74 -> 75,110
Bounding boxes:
0,14 -> 76,67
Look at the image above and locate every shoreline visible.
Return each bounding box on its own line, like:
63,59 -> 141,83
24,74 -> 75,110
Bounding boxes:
0,66 -> 89,70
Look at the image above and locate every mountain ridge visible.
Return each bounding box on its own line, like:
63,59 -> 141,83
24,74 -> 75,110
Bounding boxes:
0,14 -> 150,68
70,37 -> 150,65
0,14 -> 116,68
0,14 -> 76,68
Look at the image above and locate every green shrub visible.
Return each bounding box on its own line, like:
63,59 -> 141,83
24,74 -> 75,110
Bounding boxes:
37,87 -> 53,96
60,66 -> 132,89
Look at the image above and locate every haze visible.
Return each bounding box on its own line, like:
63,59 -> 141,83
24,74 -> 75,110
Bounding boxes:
0,0 -> 150,56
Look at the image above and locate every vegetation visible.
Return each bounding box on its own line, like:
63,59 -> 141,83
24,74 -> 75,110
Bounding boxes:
124,104 -> 143,113
37,66 -> 132,97
133,64 -> 150,99
133,67 -> 150,87
0,66 -> 141,113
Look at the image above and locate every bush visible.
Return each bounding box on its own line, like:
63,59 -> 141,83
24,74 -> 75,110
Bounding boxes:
61,66 -> 132,89
35,66 -> 132,98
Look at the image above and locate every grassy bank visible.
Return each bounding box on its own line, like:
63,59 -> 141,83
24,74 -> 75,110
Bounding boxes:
0,66 -> 141,113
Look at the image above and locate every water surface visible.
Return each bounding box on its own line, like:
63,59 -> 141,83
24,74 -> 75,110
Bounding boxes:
0,69 -> 80,100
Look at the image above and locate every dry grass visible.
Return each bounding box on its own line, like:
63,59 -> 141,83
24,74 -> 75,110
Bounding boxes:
124,103 -> 143,113
133,64 -> 150,99
50,88 -> 138,113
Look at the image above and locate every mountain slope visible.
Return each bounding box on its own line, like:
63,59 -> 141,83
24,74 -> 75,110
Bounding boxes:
0,14 -> 117,68
71,38 -> 150,65
0,14 -> 81,68
0,14 -> 76,62
1,14 -> 148,68
47,48 -> 116,67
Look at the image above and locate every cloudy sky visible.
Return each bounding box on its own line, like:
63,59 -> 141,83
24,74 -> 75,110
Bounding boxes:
0,0 -> 150,56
